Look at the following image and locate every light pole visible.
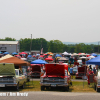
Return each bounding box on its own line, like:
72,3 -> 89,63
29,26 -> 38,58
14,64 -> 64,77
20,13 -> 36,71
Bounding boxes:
98,42 -> 99,53
30,34 -> 32,53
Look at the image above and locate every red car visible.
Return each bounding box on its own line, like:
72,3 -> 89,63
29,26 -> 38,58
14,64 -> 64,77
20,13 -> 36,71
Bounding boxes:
40,63 -> 72,91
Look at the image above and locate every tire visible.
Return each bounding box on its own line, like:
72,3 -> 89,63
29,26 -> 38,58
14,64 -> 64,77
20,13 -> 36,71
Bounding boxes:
41,86 -> 44,91
96,86 -> 100,92
21,82 -> 25,89
15,83 -> 19,91
46,86 -> 49,90
64,86 -> 69,91
70,82 -> 72,86
94,84 -> 96,90
27,79 -> 30,82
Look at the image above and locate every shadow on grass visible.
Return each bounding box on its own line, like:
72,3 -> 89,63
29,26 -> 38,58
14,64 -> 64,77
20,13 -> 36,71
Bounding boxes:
41,86 -> 73,92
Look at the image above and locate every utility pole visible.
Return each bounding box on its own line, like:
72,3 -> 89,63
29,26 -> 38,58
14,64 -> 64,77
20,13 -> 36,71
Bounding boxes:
40,39 -> 42,54
98,41 -> 99,53
30,34 -> 32,53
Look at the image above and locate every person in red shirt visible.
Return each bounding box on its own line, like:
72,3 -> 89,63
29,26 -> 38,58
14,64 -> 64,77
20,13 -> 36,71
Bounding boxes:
87,69 -> 94,85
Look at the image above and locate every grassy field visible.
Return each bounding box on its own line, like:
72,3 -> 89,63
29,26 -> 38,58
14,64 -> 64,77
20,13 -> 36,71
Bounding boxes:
0,81 -> 96,92
22,81 -> 96,92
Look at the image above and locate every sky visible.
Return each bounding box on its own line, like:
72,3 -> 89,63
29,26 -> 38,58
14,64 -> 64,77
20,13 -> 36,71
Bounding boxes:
0,0 -> 100,43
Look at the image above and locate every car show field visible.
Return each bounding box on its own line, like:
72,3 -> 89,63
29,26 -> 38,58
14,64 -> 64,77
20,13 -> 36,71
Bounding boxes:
0,79 -> 96,93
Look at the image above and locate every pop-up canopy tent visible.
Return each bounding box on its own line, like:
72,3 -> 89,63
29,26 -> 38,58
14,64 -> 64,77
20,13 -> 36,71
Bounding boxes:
55,54 -> 62,57
86,56 -> 100,65
31,59 -> 48,64
91,53 -> 97,57
62,51 -> 69,55
12,52 -> 18,55
3,52 -> 9,55
0,54 -> 30,66
45,57 -> 54,61
58,57 -> 68,61
0,52 -> 2,54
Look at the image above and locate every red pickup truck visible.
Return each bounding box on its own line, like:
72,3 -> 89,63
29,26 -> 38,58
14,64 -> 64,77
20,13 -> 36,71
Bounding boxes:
40,63 -> 72,91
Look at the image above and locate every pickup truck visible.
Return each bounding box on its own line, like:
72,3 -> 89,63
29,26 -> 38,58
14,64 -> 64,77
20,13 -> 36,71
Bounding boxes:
0,63 -> 27,90
40,63 -> 72,91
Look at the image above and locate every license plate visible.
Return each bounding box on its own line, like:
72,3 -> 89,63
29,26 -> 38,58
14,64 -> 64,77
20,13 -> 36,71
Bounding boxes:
51,84 -> 56,87
0,84 -> 5,87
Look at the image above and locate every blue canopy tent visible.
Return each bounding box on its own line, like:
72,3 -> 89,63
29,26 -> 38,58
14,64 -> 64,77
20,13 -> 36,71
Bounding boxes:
0,52 -> 2,54
12,52 -> 18,55
3,52 -> 9,55
31,59 -> 48,64
27,57 -> 36,63
91,53 -> 97,57
55,54 -> 62,57
86,56 -> 100,65
27,55 -> 32,58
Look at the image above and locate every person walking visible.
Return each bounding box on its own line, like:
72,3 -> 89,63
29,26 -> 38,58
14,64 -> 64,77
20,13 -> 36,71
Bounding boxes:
70,67 -> 73,79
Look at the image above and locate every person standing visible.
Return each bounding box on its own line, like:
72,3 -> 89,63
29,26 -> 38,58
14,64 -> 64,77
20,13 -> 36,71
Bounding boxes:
93,67 -> 96,75
70,67 -> 73,79
88,69 -> 94,85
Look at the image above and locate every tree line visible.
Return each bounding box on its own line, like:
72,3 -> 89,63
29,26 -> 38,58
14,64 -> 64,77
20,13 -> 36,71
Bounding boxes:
0,37 -> 99,53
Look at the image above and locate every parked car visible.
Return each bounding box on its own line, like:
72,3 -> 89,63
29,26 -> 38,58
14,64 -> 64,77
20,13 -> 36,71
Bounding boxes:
31,64 -> 41,77
0,63 -> 27,91
94,70 -> 100,92
40,63 -> 72,91
75,65 -> 87,79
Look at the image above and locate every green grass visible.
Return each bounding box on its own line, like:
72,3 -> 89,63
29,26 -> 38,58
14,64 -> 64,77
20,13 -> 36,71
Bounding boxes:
23,81 -> 96,92
0,81 -> 96,92
70,81 -> 96,92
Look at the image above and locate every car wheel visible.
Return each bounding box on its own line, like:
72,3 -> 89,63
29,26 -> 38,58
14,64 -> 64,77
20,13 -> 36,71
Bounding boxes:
94,84 -> 96,90
70,82 -> 72,86
96,86 -> 100,92
21,82 -> 25,89
64,87 -> 69,91
27,79 -> 30,82
41,86 -> 44,91
15,83 -> 19,91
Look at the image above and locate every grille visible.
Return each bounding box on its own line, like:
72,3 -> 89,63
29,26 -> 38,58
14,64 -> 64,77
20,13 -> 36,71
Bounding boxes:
0,78 -> 13,83
78,73 -> 84,76
31,73 -> 40,76
43,77 -> 64,83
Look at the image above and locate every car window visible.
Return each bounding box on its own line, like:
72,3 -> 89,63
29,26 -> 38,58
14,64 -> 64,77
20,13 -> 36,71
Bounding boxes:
15,70 -> 19,75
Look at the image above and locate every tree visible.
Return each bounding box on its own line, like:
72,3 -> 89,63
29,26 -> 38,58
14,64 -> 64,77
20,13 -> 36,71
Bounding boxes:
0,37 -> 16,41
48,40 -> 63,53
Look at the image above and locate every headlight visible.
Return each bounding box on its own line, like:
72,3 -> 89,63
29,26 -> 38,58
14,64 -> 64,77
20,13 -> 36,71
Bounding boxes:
64,78 -> 67,84
40,77 -> 43,82
13,77 -> 17,83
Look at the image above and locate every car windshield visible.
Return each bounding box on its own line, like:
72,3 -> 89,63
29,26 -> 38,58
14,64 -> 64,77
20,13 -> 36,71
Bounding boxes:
15,70 -> 19,75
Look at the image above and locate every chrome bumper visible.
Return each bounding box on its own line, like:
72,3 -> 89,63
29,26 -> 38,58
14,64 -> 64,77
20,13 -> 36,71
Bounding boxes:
0,83 -> 17,87
40,82 -> 68,87
97,85 -> 100,88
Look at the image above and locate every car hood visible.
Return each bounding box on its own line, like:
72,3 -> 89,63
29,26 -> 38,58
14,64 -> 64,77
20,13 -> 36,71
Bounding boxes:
0,63 -> 15,76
